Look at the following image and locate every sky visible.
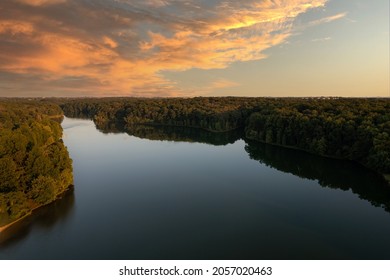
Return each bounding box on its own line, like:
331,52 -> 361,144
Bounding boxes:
0,0 -> 388,97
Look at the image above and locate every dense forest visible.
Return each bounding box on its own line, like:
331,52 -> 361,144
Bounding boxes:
59,97 -> 390,179
0,100 -> 73,228
60,97 -> 256,132
245,98 -> 390,177
0,96 -> 389,228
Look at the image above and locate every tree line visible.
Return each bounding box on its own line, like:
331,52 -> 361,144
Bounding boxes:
60,97 -> 256,132
245,98 -> 390,175
59,97 -> 390,178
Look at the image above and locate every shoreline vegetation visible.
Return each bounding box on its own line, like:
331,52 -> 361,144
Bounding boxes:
59,97 -> 390,183
0,100 -> 73,229
0,96 -> 389,231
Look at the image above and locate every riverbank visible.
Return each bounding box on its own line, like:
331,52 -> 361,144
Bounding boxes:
245,135 -> 390,187
0,216 -> 29,233
0,186 -> 74,234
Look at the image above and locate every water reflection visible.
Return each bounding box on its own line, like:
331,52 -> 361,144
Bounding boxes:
0,188 -> 75,247
95,121 -> 242,146
245,141 -> 390,213
98,121 -> 390,214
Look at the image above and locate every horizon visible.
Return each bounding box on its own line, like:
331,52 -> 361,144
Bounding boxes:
0,0 -> 389,98
1,95 -> 390,100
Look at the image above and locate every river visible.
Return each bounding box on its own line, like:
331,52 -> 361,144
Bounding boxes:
1,117 -> 390,259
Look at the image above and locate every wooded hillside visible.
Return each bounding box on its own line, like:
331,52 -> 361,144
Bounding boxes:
0,100 -> 73,227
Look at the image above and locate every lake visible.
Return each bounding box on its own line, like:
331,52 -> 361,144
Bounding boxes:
1,117 -> 390,259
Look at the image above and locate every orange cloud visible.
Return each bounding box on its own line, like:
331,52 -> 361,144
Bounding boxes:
103,36 -> 118,49
0,20 -> 34,35
16,0 -> 66,6
0,0 -> 329,96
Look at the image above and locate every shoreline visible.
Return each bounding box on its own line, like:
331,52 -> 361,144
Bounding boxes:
95,118 -> 243,134
97,117 -> 390,186
94,118 -> 390,185
0,185 -> 74,234
118,119 -> 390,186
244,135 -> 390,187
0,215 -> 31,233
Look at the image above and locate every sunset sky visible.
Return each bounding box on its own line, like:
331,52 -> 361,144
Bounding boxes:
0,0 -> 388,97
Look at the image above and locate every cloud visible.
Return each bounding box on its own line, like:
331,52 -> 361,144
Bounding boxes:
0,0 -> 329,96
307,12 -> 347,27
15,0 -> 67,6
311,37 -> 332,42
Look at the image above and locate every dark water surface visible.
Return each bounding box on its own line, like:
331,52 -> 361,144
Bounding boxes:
1,117 -> 390,259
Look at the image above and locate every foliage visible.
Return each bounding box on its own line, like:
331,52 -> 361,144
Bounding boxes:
59,97 -> 390,175
60,97 -> 256,132
0,99 -> 73,226
245,98 -> 390,174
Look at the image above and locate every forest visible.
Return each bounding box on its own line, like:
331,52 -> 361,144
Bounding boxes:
59,97 -> 390,179
0,99 -> 73,228
0,97 -> 389,228
59,97 -> 256,132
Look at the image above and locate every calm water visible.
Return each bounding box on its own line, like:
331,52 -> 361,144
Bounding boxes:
1,117 -> 390,259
